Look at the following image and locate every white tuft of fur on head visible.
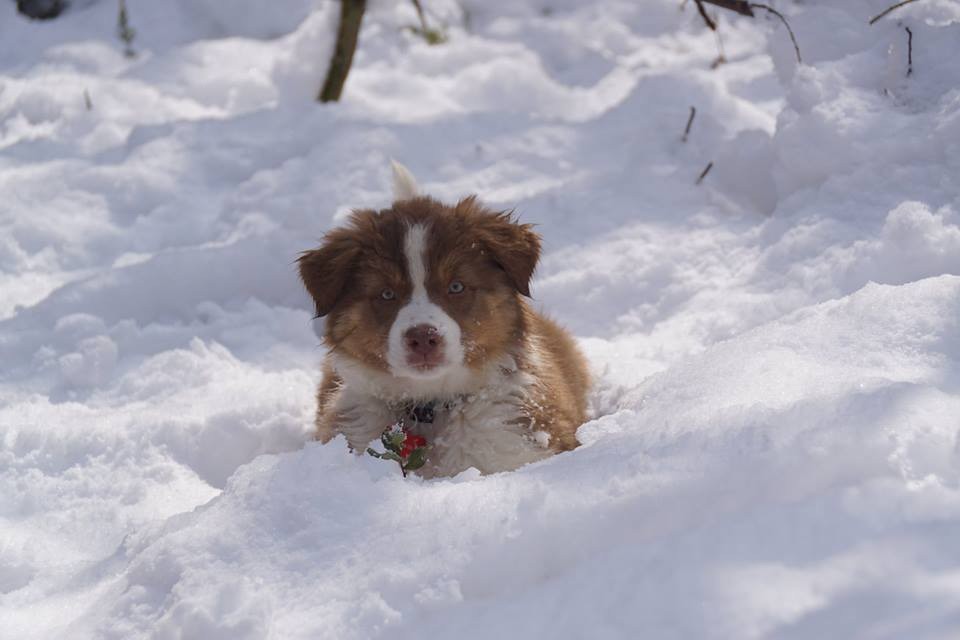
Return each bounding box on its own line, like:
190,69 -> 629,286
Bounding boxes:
391,159 -> 419,201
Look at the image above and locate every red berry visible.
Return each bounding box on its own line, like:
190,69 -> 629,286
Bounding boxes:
409,435 -> 427,448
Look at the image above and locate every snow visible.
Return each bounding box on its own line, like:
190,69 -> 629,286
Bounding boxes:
1,0 -> 959,637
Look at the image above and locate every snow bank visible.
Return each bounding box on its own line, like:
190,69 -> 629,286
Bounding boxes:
75,276 -> 960,640
1,0 -> 959,637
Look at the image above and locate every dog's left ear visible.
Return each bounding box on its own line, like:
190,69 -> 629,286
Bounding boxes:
298,228 -> 360,317
465,198 -> 542,297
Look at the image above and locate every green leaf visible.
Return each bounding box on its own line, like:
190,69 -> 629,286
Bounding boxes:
381,452 -> 401,463
366,448 -> 384,459
404,448 -> 427,471
386,431 -> 406,452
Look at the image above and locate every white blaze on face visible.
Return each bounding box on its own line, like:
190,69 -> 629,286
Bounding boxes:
387,224 -> 465,378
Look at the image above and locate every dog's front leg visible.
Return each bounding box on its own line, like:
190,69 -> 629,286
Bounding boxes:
331,390 -> 395,453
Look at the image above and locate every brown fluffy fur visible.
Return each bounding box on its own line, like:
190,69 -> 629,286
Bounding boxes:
300,194 -> 590,465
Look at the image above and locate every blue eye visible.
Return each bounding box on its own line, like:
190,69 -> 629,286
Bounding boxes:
448,281 -> 465,294
381,289 -> 396,300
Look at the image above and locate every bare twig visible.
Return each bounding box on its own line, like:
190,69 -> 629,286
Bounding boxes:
407,0 -> 447,44
693,0 -> 717,30
318,0 -> 367,102
83,89 -> 93,110
411,0 -> 429,32
711,28 -> 727,67
691,1 -> 801,65
869,0 -> 920,25
699,0 -> 754,17
696,161 -> 714,185
117,0 -> 136,58
682,106 -> 697,142
750,4 -> 801,63
905,26 -> 913,76
691,2 -> 726,65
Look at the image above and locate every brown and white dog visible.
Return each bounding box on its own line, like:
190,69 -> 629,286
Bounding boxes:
298,163 -> 590,477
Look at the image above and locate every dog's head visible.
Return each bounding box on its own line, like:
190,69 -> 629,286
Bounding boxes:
299,166 -> 540,390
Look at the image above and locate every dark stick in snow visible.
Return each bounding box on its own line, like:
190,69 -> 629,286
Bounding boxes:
711,29 -> 727,68
411,0 -> 429,33
682,106 -> 697,143
319,0 -> 367,102
691,1 -> 801,64
869,0 -> 921,25
408,0 -> 446,44
696,161 -> 714,185
905,26 -> 913,76
693,0 -> 718,30
698,0 -> 754,17
691,3 -> 726,66
750,4 -> 802,64
117,0 -> 136,58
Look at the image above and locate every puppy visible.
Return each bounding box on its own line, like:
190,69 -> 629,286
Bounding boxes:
298,163 -> 589,477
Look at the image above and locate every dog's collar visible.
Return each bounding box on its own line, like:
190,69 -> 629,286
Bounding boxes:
400,397 -> 467,425
408,402 -> 436,424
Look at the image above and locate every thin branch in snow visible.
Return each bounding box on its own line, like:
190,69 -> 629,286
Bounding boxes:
691,2 -> 726,67
408,0 -> 447,44
698,0 -> 754,17
411,0 -> 428,30
682,106 -> 697,142
84,89 -> 93,110
869,0 -> 921,25
117,0 -> 136,58
696,161 -> 714,185
693,0 -> 718,30
905,26 -> 913,76
710,28 -> 727,68
750,4 -> 802,63
691,1 -> 801,65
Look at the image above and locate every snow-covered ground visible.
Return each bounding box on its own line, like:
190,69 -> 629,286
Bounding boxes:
1,0 -> 959,637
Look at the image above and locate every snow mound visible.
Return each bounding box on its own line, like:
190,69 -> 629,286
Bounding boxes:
87,277 -> 960,639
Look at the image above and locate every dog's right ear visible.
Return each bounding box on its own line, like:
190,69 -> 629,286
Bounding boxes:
298,230 -> 360,318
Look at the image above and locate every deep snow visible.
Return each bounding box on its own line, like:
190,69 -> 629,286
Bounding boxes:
1,0 -> 959,638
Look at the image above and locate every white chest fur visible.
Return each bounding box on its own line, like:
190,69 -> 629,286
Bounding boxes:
331,354 -> 552,477
411,396 -> 551,478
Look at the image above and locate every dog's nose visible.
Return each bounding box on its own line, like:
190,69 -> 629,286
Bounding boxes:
404,324 -> 444,358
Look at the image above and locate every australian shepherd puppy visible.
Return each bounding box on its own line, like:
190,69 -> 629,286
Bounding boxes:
298,163 -> 590,478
